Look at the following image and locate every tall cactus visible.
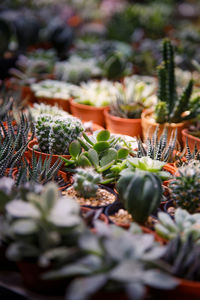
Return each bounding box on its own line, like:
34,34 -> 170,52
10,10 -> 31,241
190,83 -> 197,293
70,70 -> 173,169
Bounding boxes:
155,39 -> 193,124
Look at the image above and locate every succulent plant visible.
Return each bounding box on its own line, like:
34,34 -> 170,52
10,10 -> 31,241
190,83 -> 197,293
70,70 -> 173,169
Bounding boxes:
9,55 -> 53,86
117,171 -> 162,224
162,234 -> 200,281
44,222 -> 177,300
15,152 -> 62,186
137,127 -> 178,163
0,113 -> 34,176
35,114 -> 83,155
155,39 -> 197,124
72,80 -> 117,107
169,163 -> 200,213
29,102 -> 69,122
155,208 -> 200,242
109,78 -> 156,119
31,80 -> 75,100
73,167 -> 102,198
5,183 -> 84,263
62,130 -> 130,184
54,55 -> 101,84
123,156 -> 170,180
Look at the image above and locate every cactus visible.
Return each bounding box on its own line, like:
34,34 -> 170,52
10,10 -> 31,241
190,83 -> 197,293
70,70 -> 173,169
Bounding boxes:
169,162 -> 200,213
49,117 -> 83,155
73,168 -> 102,198
155,39 -> 194,124
35,115 -> 83,155
117,171 -> 162,224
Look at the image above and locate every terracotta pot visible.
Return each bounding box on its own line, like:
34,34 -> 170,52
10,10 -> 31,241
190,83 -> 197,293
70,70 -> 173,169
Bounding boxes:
182,129 -> 200,152
163,163 -> 177,187
27,140 -> 71,167
152,278 -> 200,300
104,202 -> 164,244
104,109 -> 142,137
37,96 -> 70,113
141,109 -> 191,145
70,99 -> 108,126
17,261 -> 69,294
21,86 -> 35,103
12,169 -> 71,191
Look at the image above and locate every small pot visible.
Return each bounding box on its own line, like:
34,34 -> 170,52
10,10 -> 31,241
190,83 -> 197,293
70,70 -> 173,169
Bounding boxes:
163,163 -> 177,187
17,261 -> 70,294
36,96 -> 70,113
152,278 -> 200,300
182,128 -> 200,152
104,202 -> 163,240
70,98 -> 108,126
64,184 -> 118,211
141,109 -> 191,145
21,86 -> 35,103
104,109 -> 142,137
26,140 -> 71,167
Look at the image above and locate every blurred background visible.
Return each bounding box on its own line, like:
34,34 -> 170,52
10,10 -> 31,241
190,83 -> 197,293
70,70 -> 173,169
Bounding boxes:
0,0 -> 200,79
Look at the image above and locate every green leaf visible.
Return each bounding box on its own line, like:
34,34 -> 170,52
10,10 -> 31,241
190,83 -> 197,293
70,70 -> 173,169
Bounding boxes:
96,130 -> 110,142
11,220 -> 37,235
88,149 -> 99,167
43,183 -> 58,213
100,149 -> 117,167
143,270 -> 178,289
117,148 -> 129,160
93,141 -> 110,153
78,155 -> 92,167
69,141 -> 81,158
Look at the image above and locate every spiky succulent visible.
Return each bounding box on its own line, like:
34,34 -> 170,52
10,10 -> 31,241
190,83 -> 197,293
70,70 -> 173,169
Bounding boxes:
15,152 -> 62,186
110,79 -> 156,119
169,162 -> 200,213
35,115 -> 83,155
155,39 -> 194,124
137,127 -> 178,162
73,167 -> 102,198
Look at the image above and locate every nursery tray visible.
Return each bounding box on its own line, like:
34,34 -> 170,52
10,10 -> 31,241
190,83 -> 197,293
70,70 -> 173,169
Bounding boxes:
0,270 -> 64,300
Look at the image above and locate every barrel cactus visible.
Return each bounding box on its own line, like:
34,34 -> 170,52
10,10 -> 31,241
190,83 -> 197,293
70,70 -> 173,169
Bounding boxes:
35,115 -> 83,155
169,162 -> 200,213
117,171 -> 162,224
73,167 -> 102,198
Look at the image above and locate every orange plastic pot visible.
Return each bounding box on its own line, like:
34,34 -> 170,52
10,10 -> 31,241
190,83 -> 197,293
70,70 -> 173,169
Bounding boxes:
163,163 -> 178,187
153,278 -> 200,300
141,109 -> 191,145
37,96 -> 70,113
104,109 -> 142,137
70,99 -> 108,126
21,86 -> 35,103
182,128 -> 200,152
27,140 -> 70,167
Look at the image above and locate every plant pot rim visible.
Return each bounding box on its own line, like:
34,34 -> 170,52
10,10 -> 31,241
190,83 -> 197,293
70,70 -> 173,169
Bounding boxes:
182,128 -> 200,143
178,277 -> 200,288
141,109 -> 191,128
104,109 -> 141,123
70,98 -> 108,111
28,139 -> 71,159
36,96 -> 70,102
